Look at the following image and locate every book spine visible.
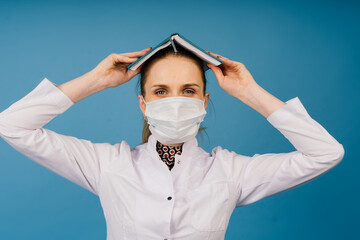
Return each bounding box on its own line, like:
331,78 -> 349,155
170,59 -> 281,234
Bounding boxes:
170,36 -> 178,53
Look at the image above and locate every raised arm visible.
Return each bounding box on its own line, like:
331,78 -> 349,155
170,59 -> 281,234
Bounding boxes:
57,47 -> 152,103
205,50 -> 344,207
0,47 -> 152,195
230,96 -> 343,207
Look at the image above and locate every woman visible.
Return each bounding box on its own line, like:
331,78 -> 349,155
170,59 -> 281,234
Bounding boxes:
0,43 -> 344,240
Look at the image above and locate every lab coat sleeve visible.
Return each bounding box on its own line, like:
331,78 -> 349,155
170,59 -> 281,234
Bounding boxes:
0,77 -> 107,196
234,97 -> 345,207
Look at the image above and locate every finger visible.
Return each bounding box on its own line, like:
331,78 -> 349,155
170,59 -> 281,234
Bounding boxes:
205,50 -> 233,64
204,49 -> 222,58
205,50 -> 239,69
111,54 -> 139,63
126,64 -> 143,79
207,63 -> 224,85
123,47 -> 152,58
205,49 -> 230,61
126,69 -> 138,79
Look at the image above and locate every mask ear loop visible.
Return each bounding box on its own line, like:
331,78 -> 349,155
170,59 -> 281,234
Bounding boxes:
141,95 -> 147,105
141,95 -> 148,121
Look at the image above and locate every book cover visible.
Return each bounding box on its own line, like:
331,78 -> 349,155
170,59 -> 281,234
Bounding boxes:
127,33 -> 224,72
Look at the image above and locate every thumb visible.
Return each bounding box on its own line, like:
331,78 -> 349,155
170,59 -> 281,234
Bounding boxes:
126,64 -> 142,79
207,63 -> 224,85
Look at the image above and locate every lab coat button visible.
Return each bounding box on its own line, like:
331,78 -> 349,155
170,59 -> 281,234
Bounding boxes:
167,196 -> 172,200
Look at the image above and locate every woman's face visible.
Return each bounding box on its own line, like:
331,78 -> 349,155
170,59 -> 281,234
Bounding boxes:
138,56 -> 209,119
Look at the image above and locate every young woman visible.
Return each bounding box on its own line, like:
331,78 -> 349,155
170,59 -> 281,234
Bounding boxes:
0,44 -> 344,240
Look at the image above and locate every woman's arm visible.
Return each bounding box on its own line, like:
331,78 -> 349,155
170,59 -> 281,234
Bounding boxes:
206,50 -> 344,207
233,83 -> 286,118
234,96 -> 344,207
213,96 -> 345,207
57,47 -> 152,103
0,48 -> 152,195
205,50 -> 285,118
56,70 -> 107,103
0,78 -> 104,195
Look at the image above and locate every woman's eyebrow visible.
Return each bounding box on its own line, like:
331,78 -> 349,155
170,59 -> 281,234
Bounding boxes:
183,83 -> 200,88
151,83 -> 200,89
151,84 -> 169,89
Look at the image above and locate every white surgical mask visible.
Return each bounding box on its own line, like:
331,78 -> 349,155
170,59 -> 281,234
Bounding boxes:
142,96 -> 207,145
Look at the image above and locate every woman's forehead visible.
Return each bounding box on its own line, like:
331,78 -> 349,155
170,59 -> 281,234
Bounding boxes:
145,57 -> 203,87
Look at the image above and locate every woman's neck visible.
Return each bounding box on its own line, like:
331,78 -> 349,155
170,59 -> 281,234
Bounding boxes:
159,141 -> 184,147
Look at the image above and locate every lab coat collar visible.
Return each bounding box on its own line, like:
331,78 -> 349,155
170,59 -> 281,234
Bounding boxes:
146,134 -> 199,160
140,134 -> 207,192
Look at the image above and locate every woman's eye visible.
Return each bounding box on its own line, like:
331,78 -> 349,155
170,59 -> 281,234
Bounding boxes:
155,90 -> 166,95
155,89 -> 195,95
184,89 -> 195,94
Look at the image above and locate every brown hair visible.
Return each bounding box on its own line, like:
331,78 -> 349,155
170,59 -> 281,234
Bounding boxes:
138,44 -> 209,144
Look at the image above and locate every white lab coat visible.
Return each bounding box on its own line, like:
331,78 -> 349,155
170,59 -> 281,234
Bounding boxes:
0,77 -> 344,240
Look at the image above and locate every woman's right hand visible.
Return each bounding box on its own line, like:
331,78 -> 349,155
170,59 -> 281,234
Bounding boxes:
57,47 -> 152,103
91,47 -> 152,88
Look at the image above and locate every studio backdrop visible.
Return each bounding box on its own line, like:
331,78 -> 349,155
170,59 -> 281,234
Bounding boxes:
0,0 -> 358,239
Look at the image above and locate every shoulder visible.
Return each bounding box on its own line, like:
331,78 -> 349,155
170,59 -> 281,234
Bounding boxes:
131,141 -> 148,157
210,145 -> 251,173
209,145 -> 252,183
210,145 -> 249,161
93,140 -> 131,155
92,140 -> 132,167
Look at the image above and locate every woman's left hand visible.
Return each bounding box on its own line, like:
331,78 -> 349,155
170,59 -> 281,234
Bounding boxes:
205,50 -> 258,99
205,50 -> 286,118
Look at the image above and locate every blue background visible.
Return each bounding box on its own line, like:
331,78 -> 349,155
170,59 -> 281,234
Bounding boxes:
0,0 -> 358,239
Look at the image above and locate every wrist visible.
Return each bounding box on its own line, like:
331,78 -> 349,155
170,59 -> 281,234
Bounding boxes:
86,69 -> 109,91
58,71 -> 108,104
236,83 -> 285,118
235,82 -> 261,102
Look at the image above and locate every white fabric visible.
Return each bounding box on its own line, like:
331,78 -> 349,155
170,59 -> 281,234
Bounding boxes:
0,78 -> 344,240
143,96 -> 207,144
